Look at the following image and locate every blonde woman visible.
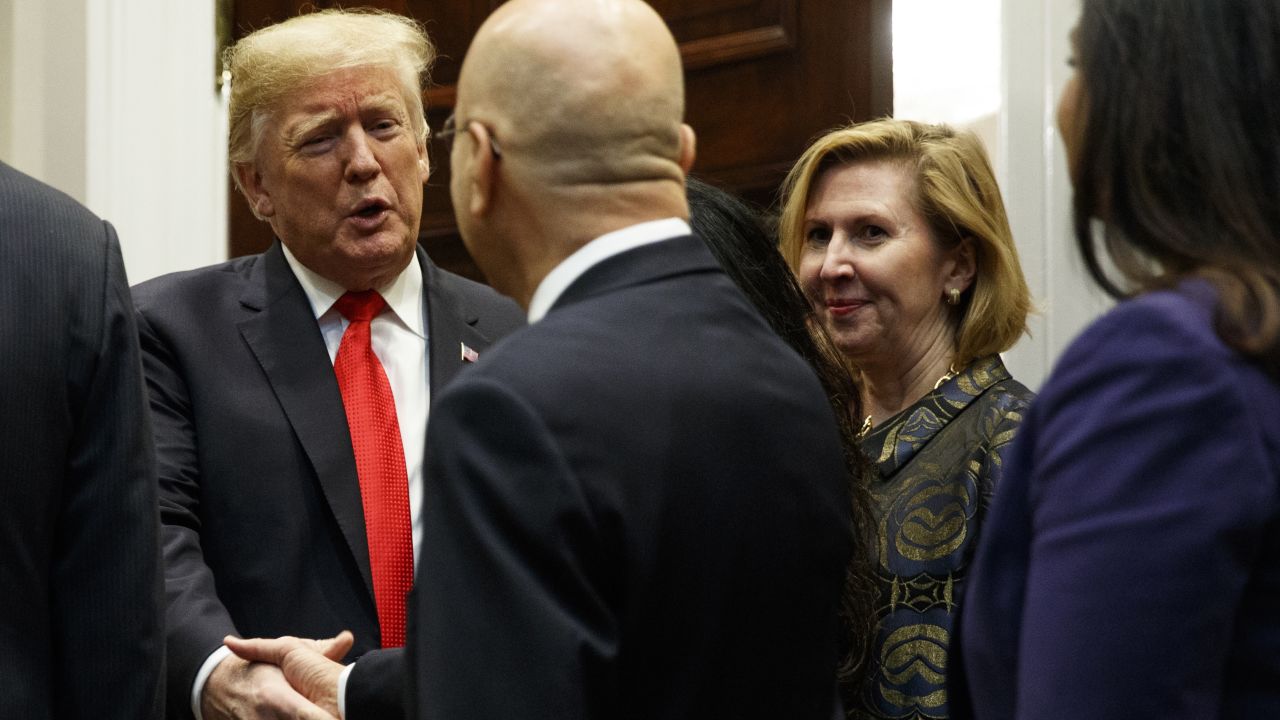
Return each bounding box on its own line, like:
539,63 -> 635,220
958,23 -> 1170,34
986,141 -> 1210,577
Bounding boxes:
778,119 -> 1034,719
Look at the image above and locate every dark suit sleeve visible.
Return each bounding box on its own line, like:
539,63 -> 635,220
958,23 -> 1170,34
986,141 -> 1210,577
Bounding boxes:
346,649 -> 405,720
1009,305 -> 1275,718
136,303 -> 240,720
56,224 -> 164,719
408,376 -> 618,720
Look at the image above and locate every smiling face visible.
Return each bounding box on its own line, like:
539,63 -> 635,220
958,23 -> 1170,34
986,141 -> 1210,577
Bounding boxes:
797,160 -> 963,369
237,65 -> 430,290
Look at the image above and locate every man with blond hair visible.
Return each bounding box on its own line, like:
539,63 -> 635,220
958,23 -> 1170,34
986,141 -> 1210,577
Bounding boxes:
404,0 -> 854,717
132,9 -> 522,719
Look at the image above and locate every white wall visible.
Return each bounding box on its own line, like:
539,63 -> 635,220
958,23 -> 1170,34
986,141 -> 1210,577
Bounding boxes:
1,0 -> 226,284
998,0 -> 1110,389
893,0 -> 1002,169
894,0 -> 1110,389
2,0 -> 89,199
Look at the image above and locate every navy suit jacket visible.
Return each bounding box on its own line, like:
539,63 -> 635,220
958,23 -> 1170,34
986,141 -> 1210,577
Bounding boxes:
409,235 -> 853,720
953,281 -> 1280,718
133,241 -> 524,719
0,162 -> 163,718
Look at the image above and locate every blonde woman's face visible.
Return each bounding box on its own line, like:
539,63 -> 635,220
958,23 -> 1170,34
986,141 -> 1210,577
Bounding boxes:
796,160 -> 965,370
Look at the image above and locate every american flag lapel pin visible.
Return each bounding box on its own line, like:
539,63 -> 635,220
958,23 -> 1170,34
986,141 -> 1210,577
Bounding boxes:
460,343 -> 479,363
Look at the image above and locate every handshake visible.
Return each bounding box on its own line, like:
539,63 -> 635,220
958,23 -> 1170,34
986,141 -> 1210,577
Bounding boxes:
204,631 -> 356,720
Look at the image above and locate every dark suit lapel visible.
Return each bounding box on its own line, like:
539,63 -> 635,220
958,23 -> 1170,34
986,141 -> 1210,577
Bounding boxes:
236,242 -> 375,601
420,247 -> 500,392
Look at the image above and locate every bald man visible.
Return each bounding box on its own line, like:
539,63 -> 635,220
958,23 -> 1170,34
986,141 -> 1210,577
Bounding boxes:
404,1 -> 855,717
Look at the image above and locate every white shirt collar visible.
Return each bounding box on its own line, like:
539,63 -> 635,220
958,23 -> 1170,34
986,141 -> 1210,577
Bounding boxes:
526,217 -> 690,323
280,243 -> 425,338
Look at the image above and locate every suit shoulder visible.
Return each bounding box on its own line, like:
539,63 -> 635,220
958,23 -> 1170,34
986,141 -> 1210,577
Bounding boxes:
1038,282 -> 1280,442
429,263 -> 525,332
0,163 -> 111,262
131,254 -> 260,311
0,162 -> 99,224
1059,282 -> 1228,377
430,265 -> 517,309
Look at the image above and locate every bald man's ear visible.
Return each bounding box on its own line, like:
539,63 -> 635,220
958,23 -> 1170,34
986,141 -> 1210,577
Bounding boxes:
234,162 -> 274,220
677,124 -> 697,175
464,121 -> 497,217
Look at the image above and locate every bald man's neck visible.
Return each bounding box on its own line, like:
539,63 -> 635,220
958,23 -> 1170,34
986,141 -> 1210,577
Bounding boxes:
490,176 -> 689,305
519,175 -> 690,247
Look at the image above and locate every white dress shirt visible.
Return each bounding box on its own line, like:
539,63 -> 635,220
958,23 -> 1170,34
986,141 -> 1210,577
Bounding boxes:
526,217 -> 692,323
192,245 -> 430,720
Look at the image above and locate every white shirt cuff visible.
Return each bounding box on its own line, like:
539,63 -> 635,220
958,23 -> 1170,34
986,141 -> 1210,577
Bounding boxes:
337,662 -> 355,719
191,644 -> 234,720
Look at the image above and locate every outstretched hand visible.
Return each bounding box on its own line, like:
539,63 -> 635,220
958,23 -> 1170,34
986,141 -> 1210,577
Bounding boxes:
223,631 -> 355,718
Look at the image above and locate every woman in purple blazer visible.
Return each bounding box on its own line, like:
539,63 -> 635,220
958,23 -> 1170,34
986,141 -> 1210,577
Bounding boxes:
953,0 -> 1280,717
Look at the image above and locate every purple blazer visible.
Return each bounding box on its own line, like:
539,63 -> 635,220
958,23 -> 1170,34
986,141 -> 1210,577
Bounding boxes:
953,281 -> 1280,718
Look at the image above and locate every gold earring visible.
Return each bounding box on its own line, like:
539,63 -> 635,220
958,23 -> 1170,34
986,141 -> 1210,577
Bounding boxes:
946,288 -> 961,306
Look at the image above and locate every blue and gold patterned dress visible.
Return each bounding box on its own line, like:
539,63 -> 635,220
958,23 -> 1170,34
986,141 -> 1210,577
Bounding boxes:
855,355 -> 1033,720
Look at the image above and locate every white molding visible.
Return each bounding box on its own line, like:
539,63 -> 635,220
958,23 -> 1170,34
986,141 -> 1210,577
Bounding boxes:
84,0 -> 227,283
0,0 -> 13,161
2,0 -> 226,283
999,0 -> 1108,390
2,0 -> 89,198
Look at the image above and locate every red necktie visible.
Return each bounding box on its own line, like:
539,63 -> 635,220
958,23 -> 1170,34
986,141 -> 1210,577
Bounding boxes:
333,291 -> 412,648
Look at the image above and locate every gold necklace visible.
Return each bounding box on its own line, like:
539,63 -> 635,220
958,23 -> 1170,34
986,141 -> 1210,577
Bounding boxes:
860,362 -> 962,437
857,414 -> 873,439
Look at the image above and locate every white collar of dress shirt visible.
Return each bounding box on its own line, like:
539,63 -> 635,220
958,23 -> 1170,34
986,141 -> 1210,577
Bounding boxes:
525,217 -> 691,323
280,243 -> 425,338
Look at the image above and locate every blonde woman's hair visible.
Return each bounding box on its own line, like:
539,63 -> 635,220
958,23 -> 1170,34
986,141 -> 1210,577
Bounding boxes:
224,8 -> 436,188
778,118 -> 1032,365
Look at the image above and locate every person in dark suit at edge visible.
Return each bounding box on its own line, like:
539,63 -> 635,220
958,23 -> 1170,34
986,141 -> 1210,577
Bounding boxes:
0,161 -> 164,719
401,0 -> 850,716
131,9 -> 524,720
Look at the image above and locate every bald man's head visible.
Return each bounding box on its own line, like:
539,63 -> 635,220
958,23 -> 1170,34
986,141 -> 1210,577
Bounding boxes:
457,0 -> 690,189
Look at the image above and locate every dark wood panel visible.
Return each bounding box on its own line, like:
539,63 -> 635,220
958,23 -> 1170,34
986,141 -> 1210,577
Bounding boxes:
662,0 -> 791,43
681,0 -> 893,214
652,0 -> 759,17
680,25 -> 794,71
227,0 -> 892,284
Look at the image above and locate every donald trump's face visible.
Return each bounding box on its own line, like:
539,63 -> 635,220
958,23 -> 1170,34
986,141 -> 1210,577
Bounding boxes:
237,65 -> 430,290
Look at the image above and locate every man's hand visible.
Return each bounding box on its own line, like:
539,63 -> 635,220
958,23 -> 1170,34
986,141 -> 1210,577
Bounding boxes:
224,631 -> 355,718
200,653 -> 341,720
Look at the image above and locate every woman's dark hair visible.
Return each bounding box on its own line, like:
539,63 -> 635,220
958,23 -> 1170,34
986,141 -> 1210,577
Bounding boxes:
1072,0 -> 1280,373
686,175 -> 878,704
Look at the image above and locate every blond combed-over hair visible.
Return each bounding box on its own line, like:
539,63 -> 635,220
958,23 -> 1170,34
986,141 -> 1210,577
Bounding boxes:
778,118 -> 1032,365
224,8 -> 435,186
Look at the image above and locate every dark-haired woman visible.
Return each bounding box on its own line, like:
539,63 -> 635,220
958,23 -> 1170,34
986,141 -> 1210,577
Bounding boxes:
687,177 -> 878,703
954,0 -> 1280,717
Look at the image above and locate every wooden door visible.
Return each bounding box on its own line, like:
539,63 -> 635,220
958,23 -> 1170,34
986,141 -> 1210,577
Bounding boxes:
226,0 -> 892,281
